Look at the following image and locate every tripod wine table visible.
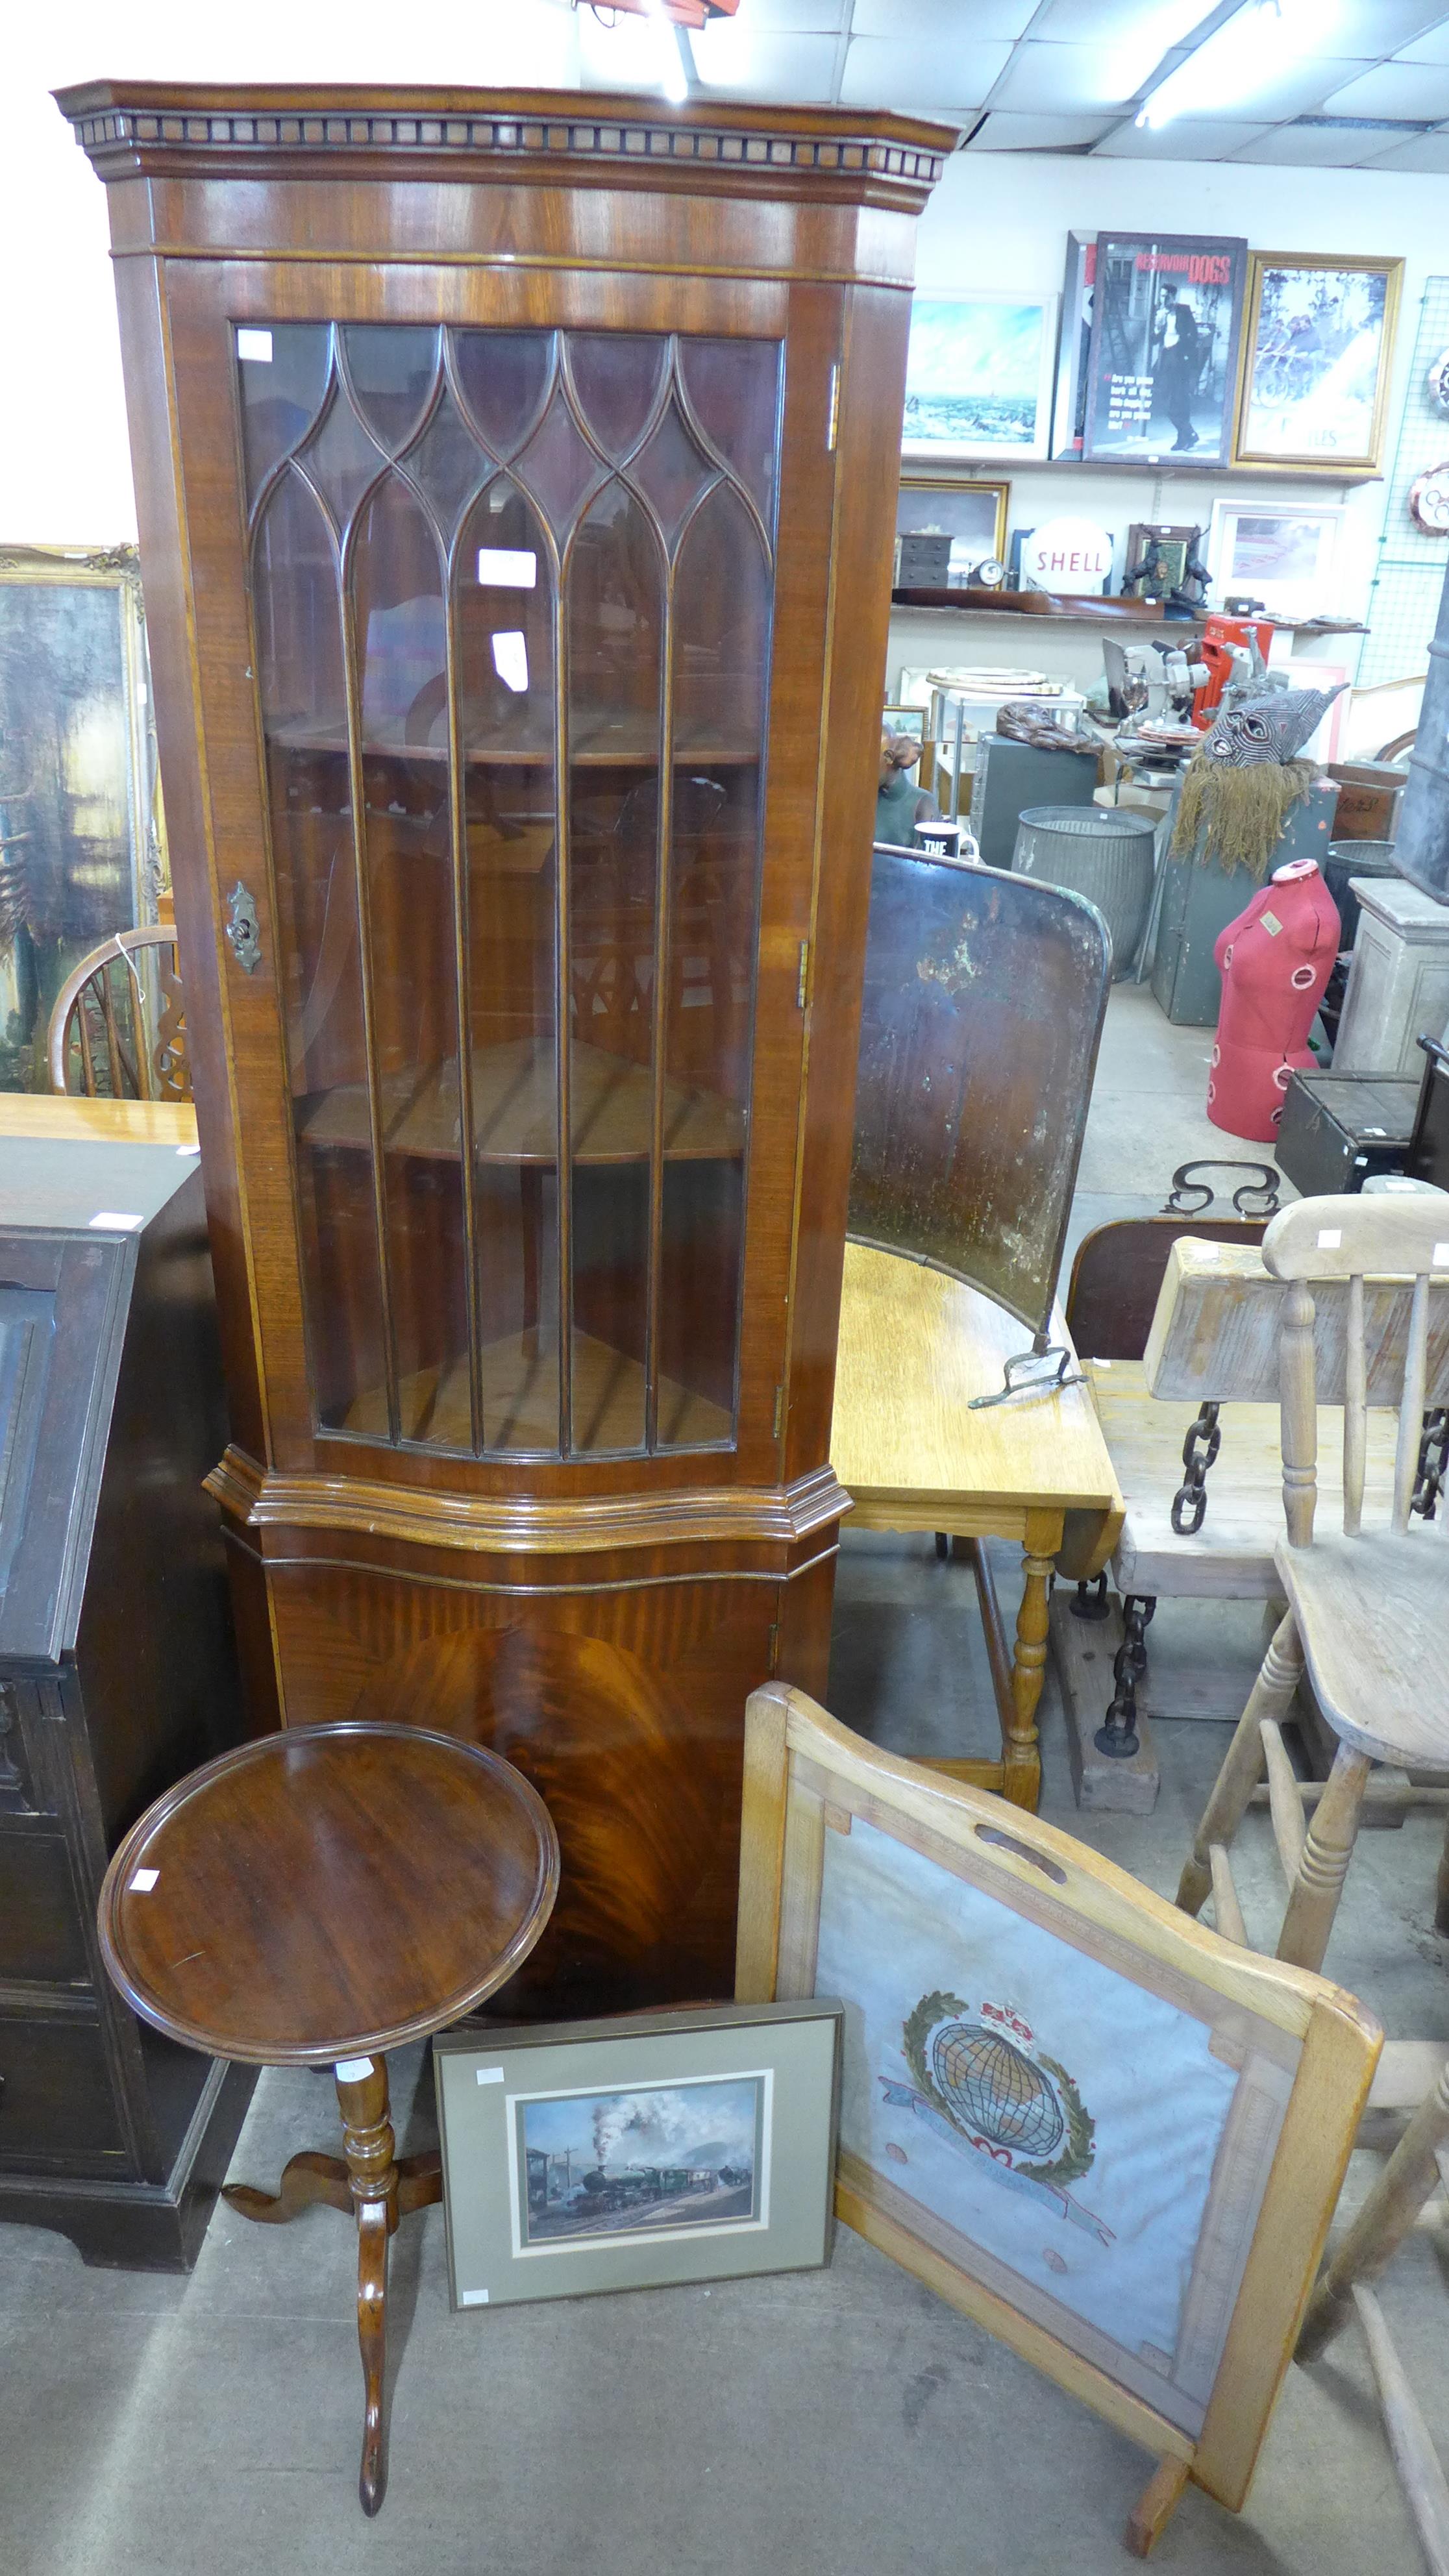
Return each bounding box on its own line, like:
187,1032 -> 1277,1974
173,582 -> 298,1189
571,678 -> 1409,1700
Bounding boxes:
97,1722 -> 558,2514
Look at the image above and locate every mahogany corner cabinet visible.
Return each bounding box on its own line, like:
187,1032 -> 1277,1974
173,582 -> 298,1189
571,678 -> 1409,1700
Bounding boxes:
60,84 -> 948,2016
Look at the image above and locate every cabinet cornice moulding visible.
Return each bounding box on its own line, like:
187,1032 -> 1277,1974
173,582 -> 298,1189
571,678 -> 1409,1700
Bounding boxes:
206,1447 -> 852,1558
56,82 -> 954,210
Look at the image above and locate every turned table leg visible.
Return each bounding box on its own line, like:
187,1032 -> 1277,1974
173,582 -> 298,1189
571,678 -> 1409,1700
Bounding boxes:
224,2053 -> 443,2516
1002,1509 -> 1059,1811
335,2055 -> 402,2518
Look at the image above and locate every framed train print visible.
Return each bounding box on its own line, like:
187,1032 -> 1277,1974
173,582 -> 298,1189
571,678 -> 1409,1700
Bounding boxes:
736,1685 -> 1380,2555
1234,254 -> 1404,473
435,2000 -> 840,2310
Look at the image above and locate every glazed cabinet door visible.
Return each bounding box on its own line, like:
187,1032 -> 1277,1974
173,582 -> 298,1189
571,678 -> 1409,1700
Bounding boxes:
147,266 -> 841,1492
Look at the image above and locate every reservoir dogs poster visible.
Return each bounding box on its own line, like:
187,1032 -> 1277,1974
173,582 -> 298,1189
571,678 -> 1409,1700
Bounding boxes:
1084,234 -> 1246,466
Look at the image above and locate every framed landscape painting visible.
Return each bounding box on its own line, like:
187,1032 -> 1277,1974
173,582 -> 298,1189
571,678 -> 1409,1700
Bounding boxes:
736,1684 -> 1380,2554
1234,254 -> 1404,473
903,293 -> 1057,460
1207,499 -> 1343,622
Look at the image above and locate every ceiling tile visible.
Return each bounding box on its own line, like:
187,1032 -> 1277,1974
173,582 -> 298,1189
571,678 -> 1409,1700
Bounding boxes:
726,0 -> 846,27
1322,61 -> 1449,117
986,38 -> 1150,110
1230,119 -> 1422,163
847,0 -> 1037,34
1143,55 -> 1377,119
1091,115 -> 1276,155
1330,0 -> 1449,42
1027,0 -> 1217,38
688,26 -> 841,98
966,110 -> 1124,149
1394,15 -> 1449,59
1360,123 -> 1449,166
837,35 -> 1012,111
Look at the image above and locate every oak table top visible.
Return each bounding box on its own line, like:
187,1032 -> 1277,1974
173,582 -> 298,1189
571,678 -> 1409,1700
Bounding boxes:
832,1241 -> 1121,1526
0,1093 -> 199,1147
830,1241 -> 1123,1811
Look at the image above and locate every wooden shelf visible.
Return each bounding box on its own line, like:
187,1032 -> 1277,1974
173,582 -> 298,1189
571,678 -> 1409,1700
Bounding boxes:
973,455 -> 1383,484
343,1325 -> 732,1454
300,1036 -> 745,1165
270,726 -> 760,769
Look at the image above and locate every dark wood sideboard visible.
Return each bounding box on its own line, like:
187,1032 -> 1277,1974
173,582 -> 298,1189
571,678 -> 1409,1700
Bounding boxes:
0,1127 -> 254,2266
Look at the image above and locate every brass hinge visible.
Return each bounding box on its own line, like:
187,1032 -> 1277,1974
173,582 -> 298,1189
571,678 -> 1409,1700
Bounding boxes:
826,363 -> 840,451
796,939 -> 810,1009
773,1382 -> 786,1438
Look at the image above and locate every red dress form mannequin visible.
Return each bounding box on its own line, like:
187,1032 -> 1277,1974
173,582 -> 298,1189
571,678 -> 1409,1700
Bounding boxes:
1206,858 -> 1341,1143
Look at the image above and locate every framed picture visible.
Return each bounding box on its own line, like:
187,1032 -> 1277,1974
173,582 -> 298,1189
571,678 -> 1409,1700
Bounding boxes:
736,1685 -> 1379,2550
895,471 -> 1010,589
903,293 -> 1058,460
1234,255 -> 1404,473
1207,500 -> 1343,621
1084,234 -> 1247,466
0,545 -> 164,1091
882,704 -> 926,743
1050,232 -> 1096,462
434,2000 -> 841,2310
1122,523 -> 1198,601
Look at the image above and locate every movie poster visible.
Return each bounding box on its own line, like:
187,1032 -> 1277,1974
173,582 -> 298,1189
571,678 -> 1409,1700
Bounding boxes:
1083,233 -> 1247,465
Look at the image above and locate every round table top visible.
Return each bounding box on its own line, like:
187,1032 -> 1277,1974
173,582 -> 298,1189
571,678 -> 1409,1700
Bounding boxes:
98,1723 -> 560,2067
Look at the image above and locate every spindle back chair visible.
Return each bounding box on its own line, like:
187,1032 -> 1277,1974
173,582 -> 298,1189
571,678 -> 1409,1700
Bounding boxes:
1176,1193 -> 1449,1973
47,926 -> 190,1102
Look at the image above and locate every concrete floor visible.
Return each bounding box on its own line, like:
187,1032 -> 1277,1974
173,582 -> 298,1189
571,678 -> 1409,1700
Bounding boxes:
3,986 -> 1446,2575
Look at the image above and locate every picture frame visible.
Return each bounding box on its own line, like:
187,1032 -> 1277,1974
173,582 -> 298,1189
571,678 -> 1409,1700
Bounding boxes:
1050,231 -> 1096,462
1083,233 -> 1247,467
1233,254 -> 1404,473
903,293 -> 1058,461
1207,499 -> 1343,621
0,545 -> 164,1091
895,470 -> 1010,587
434,1999 -> 841,2311
736,1684 -> 1380,2553
1122,523 -> 1199,602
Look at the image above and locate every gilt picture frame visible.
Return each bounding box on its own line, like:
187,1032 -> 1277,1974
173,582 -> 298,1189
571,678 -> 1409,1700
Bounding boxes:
434,1999 -> 841,2310
1233,254 -> 1404,474
736,1685 -> 1380,2551
895,470 -> 1011,584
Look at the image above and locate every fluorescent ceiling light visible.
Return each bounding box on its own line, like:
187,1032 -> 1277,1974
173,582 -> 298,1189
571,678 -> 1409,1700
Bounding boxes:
1101,1 -> 1224,106
641,0 -> 690,103
1136,0 -> 1339,127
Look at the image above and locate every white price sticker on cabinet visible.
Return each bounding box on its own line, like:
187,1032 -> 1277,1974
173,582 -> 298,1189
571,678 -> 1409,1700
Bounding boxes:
236,328 -> 273,364
491,631 -> 529,694
89,1211 -> 143,1232
477,549 -> 537,589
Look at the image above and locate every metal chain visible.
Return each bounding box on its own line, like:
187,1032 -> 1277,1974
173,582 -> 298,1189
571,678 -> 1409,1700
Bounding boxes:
1170,1402 -> 1222,1535
1413,1409 -> 1449,1521
1095,1594 -> 1156,1759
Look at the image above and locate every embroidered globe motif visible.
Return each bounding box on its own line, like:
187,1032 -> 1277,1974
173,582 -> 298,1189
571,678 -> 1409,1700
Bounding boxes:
931,2022 -> 1065,2159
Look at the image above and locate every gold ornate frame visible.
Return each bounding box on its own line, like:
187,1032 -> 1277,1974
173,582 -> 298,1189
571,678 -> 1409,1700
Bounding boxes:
1232,253 -> 1404,476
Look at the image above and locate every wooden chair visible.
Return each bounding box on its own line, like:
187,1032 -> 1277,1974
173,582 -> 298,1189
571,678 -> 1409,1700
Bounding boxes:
1058,1226 -> 1449,1795
1294,2061 -> 1449,2576
47,924 -> 190,1100
1176,1195 -> 1449,1973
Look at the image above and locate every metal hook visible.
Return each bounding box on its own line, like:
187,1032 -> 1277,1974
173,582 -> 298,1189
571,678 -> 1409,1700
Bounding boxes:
969,1344 -> 1085,1410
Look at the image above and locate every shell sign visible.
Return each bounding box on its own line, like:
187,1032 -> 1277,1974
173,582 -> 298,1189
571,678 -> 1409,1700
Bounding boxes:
1020,515 -> 1115,593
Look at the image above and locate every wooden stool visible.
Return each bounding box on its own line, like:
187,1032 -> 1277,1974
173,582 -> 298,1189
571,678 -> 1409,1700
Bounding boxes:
97,1722 -> 558,2515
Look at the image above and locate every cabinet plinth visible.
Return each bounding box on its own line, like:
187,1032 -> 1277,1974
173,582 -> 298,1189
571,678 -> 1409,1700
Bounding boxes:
62,80 -> 947,2012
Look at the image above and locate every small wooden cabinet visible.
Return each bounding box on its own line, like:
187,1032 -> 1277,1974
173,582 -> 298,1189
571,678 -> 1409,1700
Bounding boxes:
0,1133 -> 253,2265
62,84 -> 947,2016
